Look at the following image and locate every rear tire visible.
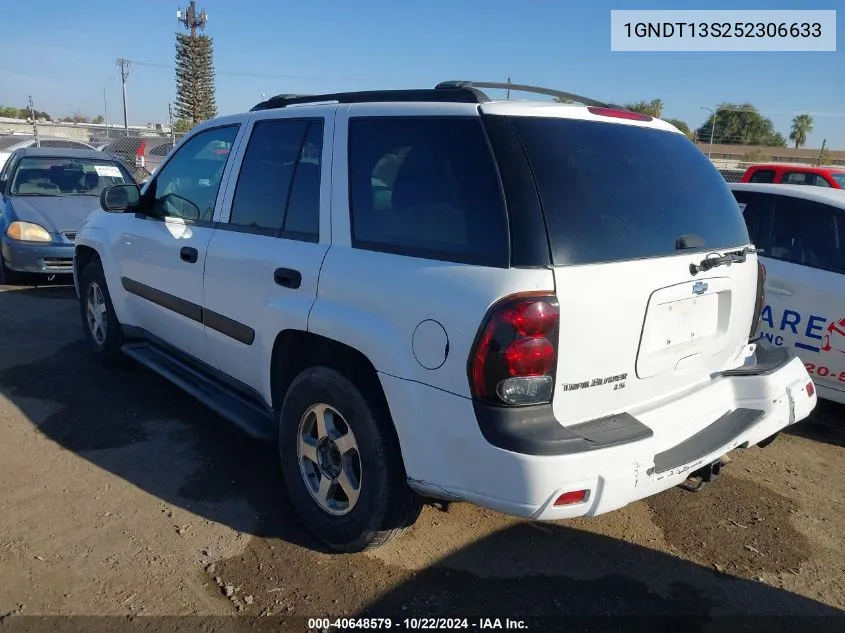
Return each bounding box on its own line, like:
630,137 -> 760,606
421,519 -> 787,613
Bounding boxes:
279,366 -> 421,552
78,258 -> 124,365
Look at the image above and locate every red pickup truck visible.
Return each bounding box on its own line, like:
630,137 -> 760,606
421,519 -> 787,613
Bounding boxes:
741,163 -> 845,189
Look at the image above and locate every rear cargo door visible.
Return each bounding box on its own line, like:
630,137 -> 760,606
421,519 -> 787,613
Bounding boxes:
501,112 -> 758,425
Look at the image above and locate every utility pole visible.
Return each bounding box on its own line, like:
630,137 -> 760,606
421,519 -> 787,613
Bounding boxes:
27,96 -> 40,147
817,139 -> 827,166
168,103 -> 175,144
116,58 -> 131,133
506,76 -> 511,100
700,106 -> 718,159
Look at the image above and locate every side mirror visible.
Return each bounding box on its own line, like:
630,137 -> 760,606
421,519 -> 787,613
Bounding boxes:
100,184 -> 141,213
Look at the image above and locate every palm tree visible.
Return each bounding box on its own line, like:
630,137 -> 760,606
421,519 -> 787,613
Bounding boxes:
789,114 -> 814,149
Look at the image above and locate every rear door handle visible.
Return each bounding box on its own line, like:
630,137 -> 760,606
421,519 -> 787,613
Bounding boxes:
274,267 -> 302,289
180,246 -> 199,264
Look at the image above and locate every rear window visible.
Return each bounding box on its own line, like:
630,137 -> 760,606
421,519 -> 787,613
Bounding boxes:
748,169 -> 775,183
830,173 -> 845,188
505,117 -> 751,266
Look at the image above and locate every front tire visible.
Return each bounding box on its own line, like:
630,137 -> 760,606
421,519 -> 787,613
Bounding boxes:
279,366 -> 421,552
78,258 -> 124,365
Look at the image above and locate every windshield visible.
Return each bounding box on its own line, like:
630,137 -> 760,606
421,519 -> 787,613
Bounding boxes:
504,116 -> 751,266
10,156 -> 132,196
831,173 -> 845,188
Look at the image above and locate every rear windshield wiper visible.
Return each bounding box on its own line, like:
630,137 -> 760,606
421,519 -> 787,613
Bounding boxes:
690,246 -> 763,276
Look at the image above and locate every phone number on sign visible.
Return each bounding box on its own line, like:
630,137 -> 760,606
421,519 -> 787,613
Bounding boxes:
623,22 -> 823,38
804,363 -> 845,382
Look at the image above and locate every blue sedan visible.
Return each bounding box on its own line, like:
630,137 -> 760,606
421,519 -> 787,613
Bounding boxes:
0,147 -> 136,284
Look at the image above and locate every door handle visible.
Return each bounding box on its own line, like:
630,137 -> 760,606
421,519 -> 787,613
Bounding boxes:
180,246 -> 199,264
274,267 -> 302,289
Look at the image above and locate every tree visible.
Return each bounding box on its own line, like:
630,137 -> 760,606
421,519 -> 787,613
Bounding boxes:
175,32 -> 217,124
665,118 -> 691,138
624,98 -> 664,119
92,115 -> 105,124
696,104 -> 786,147
0,105 -> 51,121
172,118 -> 194,134
789,114 -> 814,149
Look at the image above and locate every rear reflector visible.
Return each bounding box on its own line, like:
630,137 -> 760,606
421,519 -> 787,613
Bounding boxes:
554,490 -> 588,506
587,106 -> 652,122
806,382 -> 815,397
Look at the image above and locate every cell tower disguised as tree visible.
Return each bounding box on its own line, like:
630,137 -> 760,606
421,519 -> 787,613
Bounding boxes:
175,1 -> 217,125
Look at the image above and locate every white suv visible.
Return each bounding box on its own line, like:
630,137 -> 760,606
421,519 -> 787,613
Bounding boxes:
72,81 -> 817,552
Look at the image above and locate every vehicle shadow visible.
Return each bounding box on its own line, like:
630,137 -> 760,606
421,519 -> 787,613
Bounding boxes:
354,522 -> 844,625
0,333 -> 322,550
0,282 -> 76,300
786,400 -> 845,449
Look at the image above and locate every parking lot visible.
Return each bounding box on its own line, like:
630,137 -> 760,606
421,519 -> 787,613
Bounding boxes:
0,281 -> 844,622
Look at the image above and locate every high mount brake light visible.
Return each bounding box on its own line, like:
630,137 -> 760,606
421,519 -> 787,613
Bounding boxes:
469,293 -> 560,406
587,106 -> 653,122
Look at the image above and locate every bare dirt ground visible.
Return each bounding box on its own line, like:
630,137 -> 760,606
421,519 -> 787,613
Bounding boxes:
1,282 -> 844,629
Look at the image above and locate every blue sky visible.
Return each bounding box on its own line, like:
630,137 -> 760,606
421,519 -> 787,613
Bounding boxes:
0,0 -> 842,147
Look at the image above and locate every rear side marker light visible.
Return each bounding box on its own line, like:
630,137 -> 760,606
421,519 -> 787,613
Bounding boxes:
554,490 -> 588,506
806,382 -> 815,397
587,106 -> 652,122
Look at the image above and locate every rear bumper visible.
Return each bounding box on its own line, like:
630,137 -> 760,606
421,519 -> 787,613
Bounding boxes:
1,237 -> 74,274
384,342 -> 816,520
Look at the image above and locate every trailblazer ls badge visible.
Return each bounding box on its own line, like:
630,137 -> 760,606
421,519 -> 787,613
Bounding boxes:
562,372 -> 628,392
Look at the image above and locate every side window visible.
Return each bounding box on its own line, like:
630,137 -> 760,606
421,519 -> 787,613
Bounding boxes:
781,171 -> 818,186
228,118 -> 322,240
348,117 -> 508,266
748,169 -> 775,184
814,175 -> 831,188
732,190 -> 774,246
768,196 -> 843,272
148,125 -> 239,222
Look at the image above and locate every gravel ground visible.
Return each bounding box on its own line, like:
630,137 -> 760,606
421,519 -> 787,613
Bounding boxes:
0,282 -> 843,630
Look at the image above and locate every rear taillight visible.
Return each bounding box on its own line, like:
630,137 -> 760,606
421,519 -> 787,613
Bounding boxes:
469,293 -> 560,406
587,106 -> 653,122
750,261 -> 766,339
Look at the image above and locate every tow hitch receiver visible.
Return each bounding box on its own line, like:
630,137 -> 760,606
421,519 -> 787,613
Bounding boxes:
679,458 -> 724,493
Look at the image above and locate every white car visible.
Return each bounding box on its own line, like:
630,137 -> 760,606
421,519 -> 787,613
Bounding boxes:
71,81 -> 816,552
731,182 -> 845,405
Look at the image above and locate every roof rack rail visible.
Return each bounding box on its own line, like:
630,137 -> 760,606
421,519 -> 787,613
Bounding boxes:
435,80 -> 628,110
250,86 -> 489,111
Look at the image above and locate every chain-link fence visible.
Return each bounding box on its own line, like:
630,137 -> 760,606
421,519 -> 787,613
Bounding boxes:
0,120 -> 184,183
718,168 -> 747,183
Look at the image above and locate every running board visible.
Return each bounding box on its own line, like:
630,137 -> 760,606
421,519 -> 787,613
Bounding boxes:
121,341 -> 276,441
